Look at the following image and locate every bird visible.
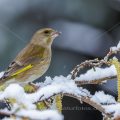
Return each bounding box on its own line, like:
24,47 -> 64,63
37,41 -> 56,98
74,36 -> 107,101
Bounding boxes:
0,28 -> 60,87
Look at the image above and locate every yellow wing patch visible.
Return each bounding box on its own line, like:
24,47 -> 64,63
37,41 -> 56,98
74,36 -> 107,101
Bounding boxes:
11,64 -> 33,77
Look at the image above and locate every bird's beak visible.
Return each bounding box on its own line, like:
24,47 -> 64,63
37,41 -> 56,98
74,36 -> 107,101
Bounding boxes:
51,31 -> 61,38
55,31 -> 61,36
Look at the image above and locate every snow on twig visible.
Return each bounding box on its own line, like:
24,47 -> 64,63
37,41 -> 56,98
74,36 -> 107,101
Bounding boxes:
1,41 -> 120,120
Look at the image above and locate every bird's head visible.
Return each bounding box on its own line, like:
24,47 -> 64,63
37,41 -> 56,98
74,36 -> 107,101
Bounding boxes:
31,28 -> 60,47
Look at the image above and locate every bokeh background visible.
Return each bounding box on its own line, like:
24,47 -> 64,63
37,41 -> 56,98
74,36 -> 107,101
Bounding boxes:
0,0 -> 120,119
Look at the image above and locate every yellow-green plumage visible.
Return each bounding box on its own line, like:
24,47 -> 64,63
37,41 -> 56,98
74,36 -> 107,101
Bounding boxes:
0,28 -> 60,86
14,44 -> 51,81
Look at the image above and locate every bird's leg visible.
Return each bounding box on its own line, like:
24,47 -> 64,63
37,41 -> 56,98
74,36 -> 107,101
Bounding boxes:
24,82 -> 39,93
29,82 -> 39,90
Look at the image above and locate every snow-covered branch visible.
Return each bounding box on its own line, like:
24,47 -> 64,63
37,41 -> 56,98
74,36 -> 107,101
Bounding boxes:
1,110 -> 63,120
72,42 -> 120,85
0,42 -> 120,120
75,65 -> 117,85
0,75 -> 118,120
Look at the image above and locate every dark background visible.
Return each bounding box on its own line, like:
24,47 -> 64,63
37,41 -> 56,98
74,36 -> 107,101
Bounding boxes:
0,0 -> 119,119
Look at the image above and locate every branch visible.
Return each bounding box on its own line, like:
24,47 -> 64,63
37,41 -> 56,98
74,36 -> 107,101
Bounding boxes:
75,75 -> 117,85
71,42 -> 120,81
0,42 -> 120,120
64,93 -> 112,119
0,76 -> 119,120
0,110 -> 63,120
71,58 -> 108,79
36,92 -> 114,119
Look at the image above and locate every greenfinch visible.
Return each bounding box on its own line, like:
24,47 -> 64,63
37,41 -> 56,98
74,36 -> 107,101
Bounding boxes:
0,28 -> 60,86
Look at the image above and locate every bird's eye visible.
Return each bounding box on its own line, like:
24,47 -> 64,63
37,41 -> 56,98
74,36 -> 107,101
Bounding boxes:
44,30 -> 50,34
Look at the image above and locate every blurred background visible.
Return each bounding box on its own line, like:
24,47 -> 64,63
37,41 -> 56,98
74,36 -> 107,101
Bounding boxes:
0,0 -> 119,119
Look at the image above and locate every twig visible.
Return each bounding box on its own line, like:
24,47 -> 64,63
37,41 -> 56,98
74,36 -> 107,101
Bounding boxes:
1,43 -> 120,120
0,82 -> 118,120
0,112 -> 34,120
71,46 -> 120,80
36,92 -> 114,119
64,93 -> 113,119
75,75 -> 117,85
71,59 -> 108,80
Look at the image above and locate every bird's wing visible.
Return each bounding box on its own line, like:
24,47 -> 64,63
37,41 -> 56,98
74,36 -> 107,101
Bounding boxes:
2,56 -> 41,79
2,44 -> 46,79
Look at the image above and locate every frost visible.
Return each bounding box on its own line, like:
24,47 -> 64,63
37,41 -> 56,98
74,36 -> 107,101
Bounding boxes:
2,110 -> 63,120
111,41 -> 120,51
91,91 -> 116,104
1,41 -> 120,120
0,71 -> 4,78
75,65 -> 116,81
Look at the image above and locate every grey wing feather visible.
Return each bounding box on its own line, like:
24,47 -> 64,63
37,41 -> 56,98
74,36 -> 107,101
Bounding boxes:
3,61 -> 24,79
2,56 -> 41,79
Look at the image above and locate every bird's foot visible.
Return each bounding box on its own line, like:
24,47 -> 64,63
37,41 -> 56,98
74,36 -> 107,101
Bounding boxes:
24,82 -> 39,93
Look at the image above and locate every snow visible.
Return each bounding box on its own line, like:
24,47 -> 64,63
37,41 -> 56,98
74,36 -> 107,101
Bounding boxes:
117,41 -> 120,49
103,104 -> 120,119
29,76 -> 90,102
0,75 -> 90,119
3,118 -> 21,120
0,84 -> 35,109
0,71 -> 4,78
1,84 -> 25,100
1,41 -> 120,119
111,41 -> 120,51
1,79 -> 119,119
75,65 -> 116,81
2,110 -> 63,120
0,76 -> 90,105
91,91 -> 120,119
74,41 -> 120,82
111,46 -> 118,51
16,110 -> 63,120
1,75 -> 119,119
0,74 -> 119,120
91,91 -> 116,104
